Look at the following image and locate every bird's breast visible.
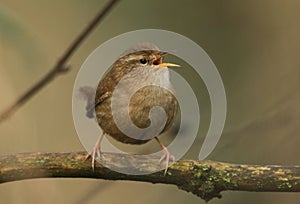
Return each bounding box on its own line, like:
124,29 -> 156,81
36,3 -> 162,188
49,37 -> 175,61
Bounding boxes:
95,68 -> 178,144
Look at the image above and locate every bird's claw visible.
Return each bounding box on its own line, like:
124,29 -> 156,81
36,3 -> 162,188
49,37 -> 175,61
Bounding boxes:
86,149 -> 104,171
85,137 -> 104,171
159,146 -> 175,175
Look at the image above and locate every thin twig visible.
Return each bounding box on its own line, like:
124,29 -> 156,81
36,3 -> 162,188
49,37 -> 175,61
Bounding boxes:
1,152 -> 300,202
0,0 -> 121,123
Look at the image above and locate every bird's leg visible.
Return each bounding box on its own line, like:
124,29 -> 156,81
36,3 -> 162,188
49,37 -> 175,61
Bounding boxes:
85,132 -> 105,171
155,137 -> 175,175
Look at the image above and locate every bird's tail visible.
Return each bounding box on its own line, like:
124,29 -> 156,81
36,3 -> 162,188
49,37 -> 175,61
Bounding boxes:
77,86 -> 96,119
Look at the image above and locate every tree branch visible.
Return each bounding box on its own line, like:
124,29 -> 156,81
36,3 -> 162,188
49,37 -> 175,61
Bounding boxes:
0,152 -> 299,202
0,0 -> 121,123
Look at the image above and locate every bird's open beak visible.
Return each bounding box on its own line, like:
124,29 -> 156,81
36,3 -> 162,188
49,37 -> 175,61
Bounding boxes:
154,51 -> 180,68
158,62 -> 180,68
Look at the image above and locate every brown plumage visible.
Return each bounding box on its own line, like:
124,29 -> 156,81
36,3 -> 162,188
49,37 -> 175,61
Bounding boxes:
85,44 -> 179,174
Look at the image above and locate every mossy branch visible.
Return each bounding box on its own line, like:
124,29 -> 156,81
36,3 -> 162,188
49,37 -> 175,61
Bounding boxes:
0,152 -> 300,202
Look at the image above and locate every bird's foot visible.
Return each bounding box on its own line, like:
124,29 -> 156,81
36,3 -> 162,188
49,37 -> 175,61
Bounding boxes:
85,134 -> 105,171
85,145 -> 104,171
159,145 -> 175,175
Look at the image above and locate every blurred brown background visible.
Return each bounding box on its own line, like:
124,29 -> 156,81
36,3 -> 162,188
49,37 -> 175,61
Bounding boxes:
0,0 -> 299,203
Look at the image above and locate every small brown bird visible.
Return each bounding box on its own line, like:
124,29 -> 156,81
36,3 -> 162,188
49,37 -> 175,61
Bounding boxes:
82,43 -> 179,174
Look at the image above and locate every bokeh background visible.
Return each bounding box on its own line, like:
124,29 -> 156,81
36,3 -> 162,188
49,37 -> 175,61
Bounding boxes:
1,0 -> 300,203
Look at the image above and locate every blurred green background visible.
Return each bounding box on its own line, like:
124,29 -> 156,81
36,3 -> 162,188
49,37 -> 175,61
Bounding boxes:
0,0 -> 299,203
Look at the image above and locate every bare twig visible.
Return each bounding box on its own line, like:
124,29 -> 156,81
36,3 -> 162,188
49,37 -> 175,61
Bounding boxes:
0,0 -> 121,123
0,152 -> 300,202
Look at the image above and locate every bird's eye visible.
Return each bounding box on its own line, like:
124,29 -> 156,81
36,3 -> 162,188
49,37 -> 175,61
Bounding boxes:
139,58 -> 147,64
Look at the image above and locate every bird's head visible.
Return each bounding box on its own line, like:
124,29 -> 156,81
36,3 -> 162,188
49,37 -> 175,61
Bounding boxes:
120,50 -> 179,69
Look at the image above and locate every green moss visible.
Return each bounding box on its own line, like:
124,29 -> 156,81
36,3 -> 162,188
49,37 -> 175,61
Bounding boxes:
35,158 -> 47,164
223,177 -> 231,183
232,181 -> 239,188
257,181 -> 263,188
201,165 -> 211,172
208,175 -> 217,181
194,172 -> 201,178
200,181 -> 215,193
278,181 -> 293,189
190,180 -> 197,186
231,173 -> 238,177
